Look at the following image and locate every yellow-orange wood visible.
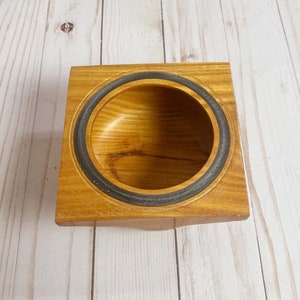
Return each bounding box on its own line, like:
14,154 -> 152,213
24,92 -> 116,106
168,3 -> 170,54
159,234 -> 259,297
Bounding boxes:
56,63 -> 249,225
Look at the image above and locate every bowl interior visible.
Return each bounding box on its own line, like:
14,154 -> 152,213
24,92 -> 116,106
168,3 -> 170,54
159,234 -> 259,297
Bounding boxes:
88,84 -> 214,190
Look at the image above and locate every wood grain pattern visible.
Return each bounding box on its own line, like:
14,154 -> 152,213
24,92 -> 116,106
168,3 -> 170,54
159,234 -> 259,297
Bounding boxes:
56,63 -> 249,223
6,0 -> 102,298
0,1 -> 49,298
101,0 -> 163,64
93,1 -> 179,299
89,84 -> 213,189
276,0 -> 300,83
221,0 -> 300,298
1,0 -> 300,299
162,0 -> 266,299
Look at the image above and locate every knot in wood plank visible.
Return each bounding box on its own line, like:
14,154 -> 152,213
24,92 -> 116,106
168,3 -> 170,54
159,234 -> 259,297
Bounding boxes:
60,22 -> 74,33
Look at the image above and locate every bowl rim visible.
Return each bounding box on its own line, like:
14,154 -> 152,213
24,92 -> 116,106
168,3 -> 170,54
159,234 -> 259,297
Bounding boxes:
73,71 -> 230,207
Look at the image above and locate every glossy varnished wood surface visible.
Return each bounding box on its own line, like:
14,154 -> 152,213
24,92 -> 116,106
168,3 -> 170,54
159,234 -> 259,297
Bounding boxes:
56,63 -> 249,223
89,84 -> 213,190
1,0 -> 299,299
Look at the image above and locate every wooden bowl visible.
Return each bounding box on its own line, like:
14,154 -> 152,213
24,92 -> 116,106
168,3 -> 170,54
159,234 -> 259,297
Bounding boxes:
56,63 -> 249,225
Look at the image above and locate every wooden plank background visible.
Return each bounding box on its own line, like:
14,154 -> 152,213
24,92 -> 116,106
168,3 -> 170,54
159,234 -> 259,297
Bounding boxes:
0,0 -> 299,299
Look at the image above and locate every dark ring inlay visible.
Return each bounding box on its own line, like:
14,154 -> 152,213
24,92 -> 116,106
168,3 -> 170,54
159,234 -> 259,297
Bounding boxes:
74,72 -> 230,206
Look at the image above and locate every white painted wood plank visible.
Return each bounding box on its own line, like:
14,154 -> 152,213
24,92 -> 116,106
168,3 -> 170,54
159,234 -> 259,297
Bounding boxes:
220,0 -> 300,298
95,225 -> 178,300
3,1 -> 298,299
93,1 -> 179,299
163,0 -> 228,63
101,0 -> 164,64
276,0 -> 300,82
0,1 -> 49,298
162,0 -> 266,299
11,1 -> 102,299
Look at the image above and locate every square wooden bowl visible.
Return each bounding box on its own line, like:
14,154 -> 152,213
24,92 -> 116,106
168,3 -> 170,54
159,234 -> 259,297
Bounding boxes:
56,63 -> 249,225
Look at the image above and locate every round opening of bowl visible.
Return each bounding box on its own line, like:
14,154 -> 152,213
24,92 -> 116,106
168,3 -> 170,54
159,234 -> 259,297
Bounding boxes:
88,84 -> 214,190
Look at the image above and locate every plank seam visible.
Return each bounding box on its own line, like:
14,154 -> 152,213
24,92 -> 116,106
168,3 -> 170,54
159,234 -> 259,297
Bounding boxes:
91,226 -> 96,300
160,0 -> 166,63
174,228 -> 181,300
100,0 -> 105,66
160,2 -> 179,298
91,1 -> 104,298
